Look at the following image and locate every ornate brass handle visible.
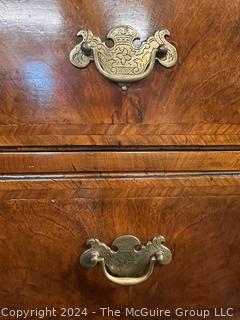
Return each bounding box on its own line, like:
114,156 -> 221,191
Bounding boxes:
80,235 -> 172,286
70,26 -> 177,90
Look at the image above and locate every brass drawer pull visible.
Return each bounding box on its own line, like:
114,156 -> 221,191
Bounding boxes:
70,26 -> 177,90
80,235 -> 172,286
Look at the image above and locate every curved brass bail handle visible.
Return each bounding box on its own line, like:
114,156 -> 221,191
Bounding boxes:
80,235 -> 172,286
99,256 -> 156,286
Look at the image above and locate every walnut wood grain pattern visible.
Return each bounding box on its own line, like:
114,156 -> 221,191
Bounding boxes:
1,173 -> 240,200
0,175 -> 239,319
0,0 -> 239,147
0,151 -> 240,174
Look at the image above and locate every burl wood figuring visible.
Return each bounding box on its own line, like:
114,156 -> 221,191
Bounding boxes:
0,175 -> 240,319
0,0 -> 239,319
0,0 -> 239,147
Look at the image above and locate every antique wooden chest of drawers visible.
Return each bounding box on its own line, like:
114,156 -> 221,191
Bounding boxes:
0,0 -> 239,319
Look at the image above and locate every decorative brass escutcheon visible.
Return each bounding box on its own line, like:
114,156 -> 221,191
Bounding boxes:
70,26 -> 177,90
80,235 -> 172,286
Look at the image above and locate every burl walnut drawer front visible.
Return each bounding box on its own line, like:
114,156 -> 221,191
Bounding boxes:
0,174 -> 239,319
0,0 -> 240,147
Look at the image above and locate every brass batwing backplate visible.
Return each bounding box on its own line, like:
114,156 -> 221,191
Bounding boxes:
70,26 -> 177,89
80,235 -> 172,286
